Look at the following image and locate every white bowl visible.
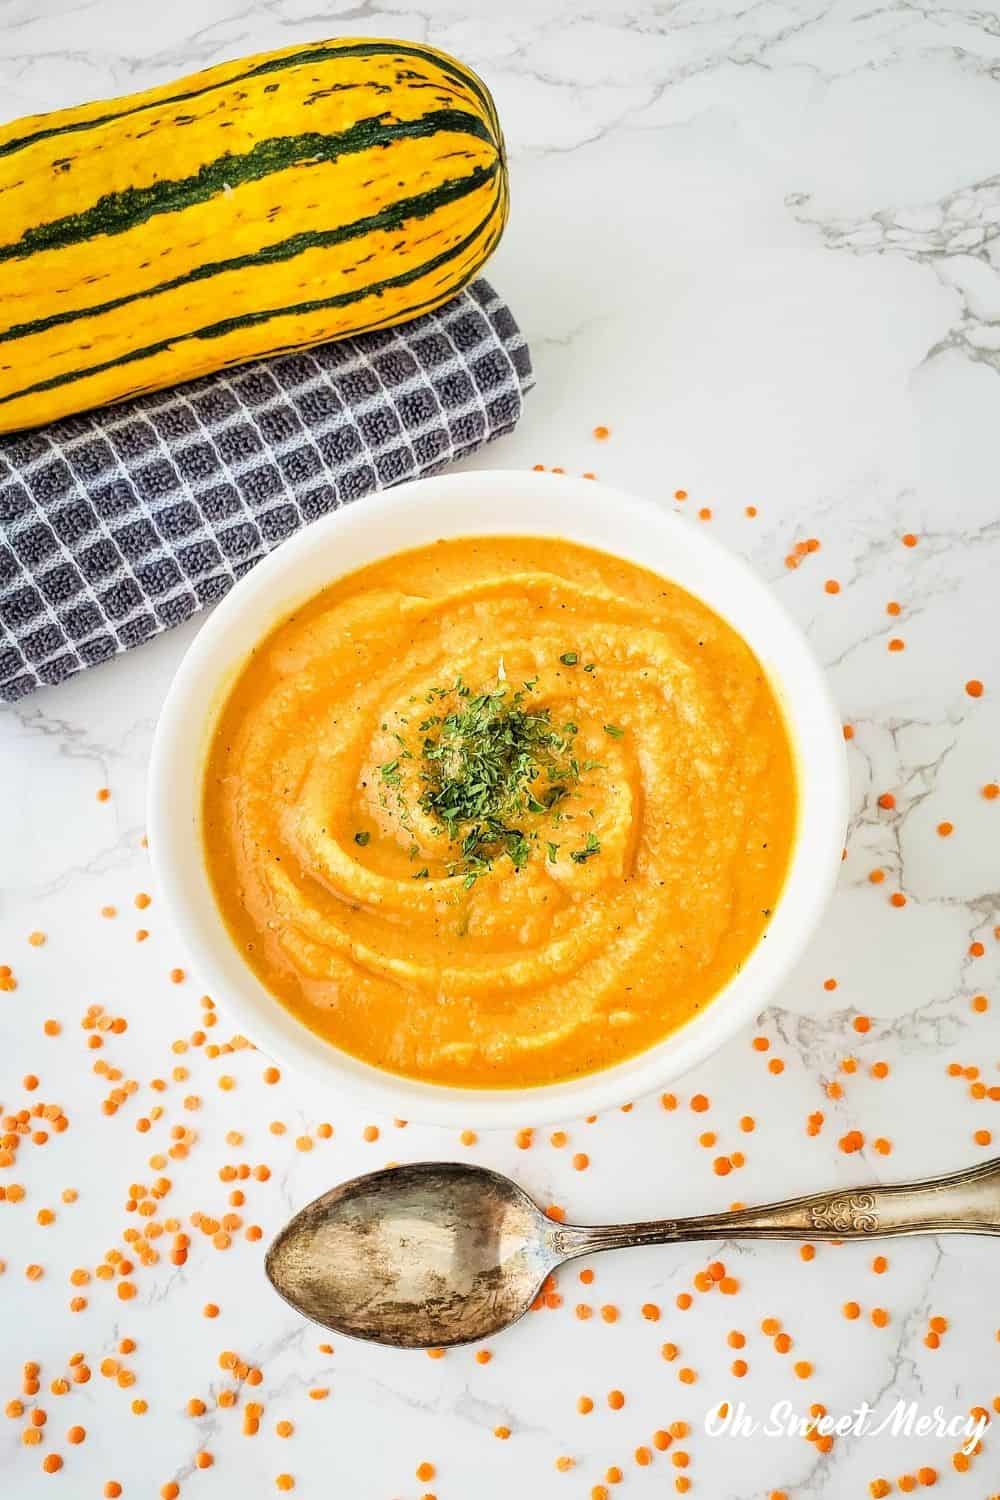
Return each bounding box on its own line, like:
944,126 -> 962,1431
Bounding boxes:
149,470 -> 847,1128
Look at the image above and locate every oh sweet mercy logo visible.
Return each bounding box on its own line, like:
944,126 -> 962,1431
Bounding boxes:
705,1398 -> 989,1456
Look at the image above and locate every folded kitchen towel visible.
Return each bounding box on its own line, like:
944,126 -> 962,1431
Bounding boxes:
0,279 -> 532,704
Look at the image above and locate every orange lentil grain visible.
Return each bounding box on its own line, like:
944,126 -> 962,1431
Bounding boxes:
577,1396 -> 593,1414
965,680 -> 983,698
593,426 -> 609,440
871,1307 -> 889,1327
607,1389 -> 625,1410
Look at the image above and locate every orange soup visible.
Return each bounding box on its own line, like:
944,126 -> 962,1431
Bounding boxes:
202,537 -> 796,1087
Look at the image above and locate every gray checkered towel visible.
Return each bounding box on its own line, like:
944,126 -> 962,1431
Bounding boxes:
0,279 -> 532,703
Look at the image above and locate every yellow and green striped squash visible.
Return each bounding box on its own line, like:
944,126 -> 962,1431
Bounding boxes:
0,37 -> 509,434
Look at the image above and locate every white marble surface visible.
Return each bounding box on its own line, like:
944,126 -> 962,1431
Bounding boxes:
3,2 -> 1000,1497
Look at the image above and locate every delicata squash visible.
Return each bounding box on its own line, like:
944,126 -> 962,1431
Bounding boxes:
0,38 -> 508,433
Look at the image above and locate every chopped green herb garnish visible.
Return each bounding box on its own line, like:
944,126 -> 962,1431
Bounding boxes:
559,651 -> 579,666
410,678 -> 594,882
413,867 -> 429,880
603,723 -> 624,739
546,842 -> 560,863
353,831 -> 371,847
570,832 -> 602,864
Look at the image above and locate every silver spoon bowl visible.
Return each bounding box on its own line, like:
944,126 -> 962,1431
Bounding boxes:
266,1156 -> 1000,1349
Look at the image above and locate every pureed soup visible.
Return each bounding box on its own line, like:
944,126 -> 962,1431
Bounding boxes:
202,537 -> 797,1088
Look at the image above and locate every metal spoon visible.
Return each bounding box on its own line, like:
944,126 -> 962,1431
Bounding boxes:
266,1157 -> 1000,1349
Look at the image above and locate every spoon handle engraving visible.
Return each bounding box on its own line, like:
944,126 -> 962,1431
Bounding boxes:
554,1157 -> 1000,1257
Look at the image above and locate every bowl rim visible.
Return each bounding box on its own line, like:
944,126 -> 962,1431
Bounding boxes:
148,469 -> 847,1128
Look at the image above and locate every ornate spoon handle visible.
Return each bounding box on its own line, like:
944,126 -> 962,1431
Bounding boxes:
556,1157 -> 1000,1257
